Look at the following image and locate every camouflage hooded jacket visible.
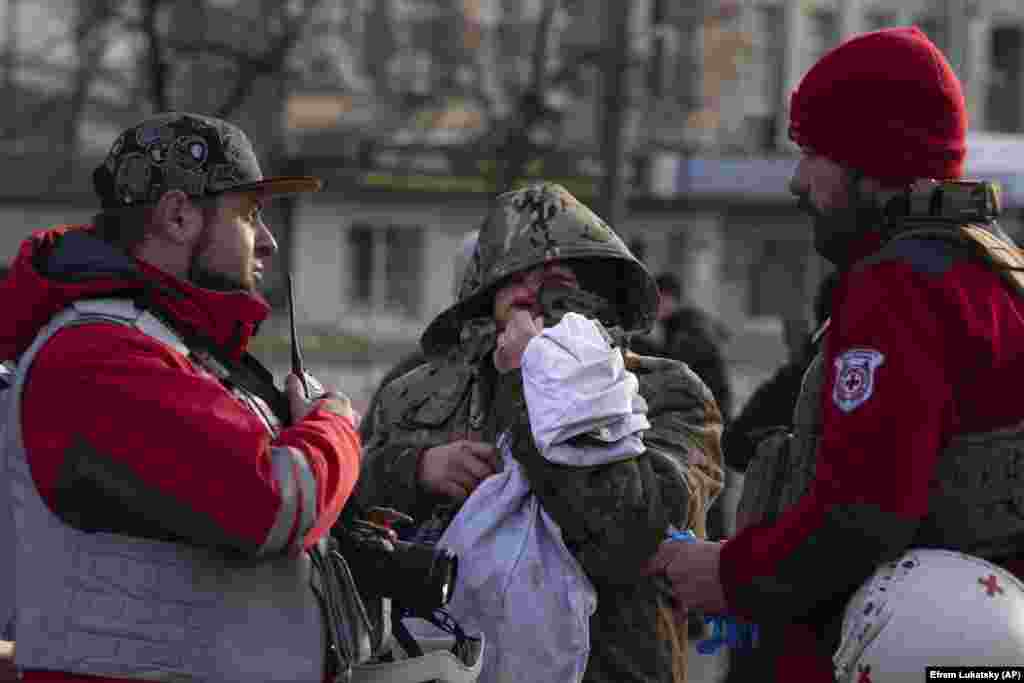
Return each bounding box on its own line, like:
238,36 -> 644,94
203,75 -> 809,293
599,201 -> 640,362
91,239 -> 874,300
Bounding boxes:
355,184 -> 724,683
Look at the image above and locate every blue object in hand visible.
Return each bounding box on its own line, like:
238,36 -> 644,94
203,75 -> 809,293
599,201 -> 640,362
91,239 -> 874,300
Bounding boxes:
665,528 -> 760,654
668,529 -> 697,543
696,616 -> 760,654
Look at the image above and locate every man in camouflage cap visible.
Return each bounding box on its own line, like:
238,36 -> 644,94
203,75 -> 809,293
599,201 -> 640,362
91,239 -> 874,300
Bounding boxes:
94,111 -> 320,208
0,112 -> 361,682
356,182 -> 724,683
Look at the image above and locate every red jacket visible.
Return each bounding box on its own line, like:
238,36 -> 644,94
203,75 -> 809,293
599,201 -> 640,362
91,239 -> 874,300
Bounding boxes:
720,228 -> 1024,680
1,227 -> 361,683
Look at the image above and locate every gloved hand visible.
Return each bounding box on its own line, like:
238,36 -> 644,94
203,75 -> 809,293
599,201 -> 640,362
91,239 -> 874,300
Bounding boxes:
0,640 -> 17,683
286,373 -> 355,424
664,530 -> 759,654
418,440 -> 502,501
493,310 -> 543,374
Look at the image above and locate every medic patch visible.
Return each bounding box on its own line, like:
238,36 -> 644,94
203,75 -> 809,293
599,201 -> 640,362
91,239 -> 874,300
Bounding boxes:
832,348 -> 885,413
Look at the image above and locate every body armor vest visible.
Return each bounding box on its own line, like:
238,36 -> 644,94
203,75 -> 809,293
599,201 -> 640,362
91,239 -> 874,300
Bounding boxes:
6,299 -> 326,682
738,226 -> 1024,561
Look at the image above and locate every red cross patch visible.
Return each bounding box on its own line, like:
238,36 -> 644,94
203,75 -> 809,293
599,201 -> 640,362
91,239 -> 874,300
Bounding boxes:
833,348 -> 885,413
857,664 -> 873,683
979,574 -> 1005,597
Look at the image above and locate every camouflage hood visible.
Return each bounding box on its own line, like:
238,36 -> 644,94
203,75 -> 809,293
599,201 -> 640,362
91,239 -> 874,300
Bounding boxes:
421,183 -> 658,355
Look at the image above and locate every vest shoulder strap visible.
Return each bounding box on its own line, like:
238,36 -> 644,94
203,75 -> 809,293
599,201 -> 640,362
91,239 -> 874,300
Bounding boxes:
854,228 -> 968,276
55,298 -> 190,356
857,223 -> 1024,299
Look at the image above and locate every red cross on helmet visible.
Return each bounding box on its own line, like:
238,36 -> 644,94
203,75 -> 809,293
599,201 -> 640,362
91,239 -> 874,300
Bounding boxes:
834,549 -> 1024,681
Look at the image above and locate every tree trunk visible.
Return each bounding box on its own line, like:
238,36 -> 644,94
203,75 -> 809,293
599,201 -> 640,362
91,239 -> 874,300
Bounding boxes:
492,0 -> 560,196
598,0 -> 631,228
66,2 -> 114,156
142,0 -> 170,112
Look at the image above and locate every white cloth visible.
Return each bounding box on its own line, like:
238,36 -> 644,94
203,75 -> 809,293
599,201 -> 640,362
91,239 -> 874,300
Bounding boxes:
411,313 -> 650,683
421,436 -> 594,683
522,312 -> 649,466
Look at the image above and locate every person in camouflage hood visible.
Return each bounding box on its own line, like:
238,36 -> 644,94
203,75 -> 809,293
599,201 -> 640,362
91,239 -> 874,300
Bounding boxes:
355,183 -> 724,683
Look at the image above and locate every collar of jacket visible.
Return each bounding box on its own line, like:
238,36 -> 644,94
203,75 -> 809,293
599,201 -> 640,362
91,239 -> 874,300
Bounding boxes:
0,225 -> 269,361
843,229 -> 887,268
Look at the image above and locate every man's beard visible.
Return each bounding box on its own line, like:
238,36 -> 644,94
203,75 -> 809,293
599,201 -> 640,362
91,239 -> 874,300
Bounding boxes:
187,223 -> 253,293
796,193 -> 884,267
188,262 -> 251,292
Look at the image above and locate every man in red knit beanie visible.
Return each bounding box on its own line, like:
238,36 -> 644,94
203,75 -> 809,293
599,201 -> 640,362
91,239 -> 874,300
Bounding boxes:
646,26 -> 1024,681
789,25 -> 968,266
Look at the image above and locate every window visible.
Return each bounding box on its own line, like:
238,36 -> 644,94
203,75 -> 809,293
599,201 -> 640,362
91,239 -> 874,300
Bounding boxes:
987,26 -> 1022,133
503,0 -> 543,23
648,0 -> 700,100
348,223 -> 375,304
802,9 -> 838,74
647,0 -> 670,96
347,222 -> 425,316
743,4 -> 784,151
385,226 -> 424,315
745,5 -> 783,111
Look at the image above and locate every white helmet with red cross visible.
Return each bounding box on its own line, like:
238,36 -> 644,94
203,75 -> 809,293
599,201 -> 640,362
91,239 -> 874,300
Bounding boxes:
833,548 -> 1024,682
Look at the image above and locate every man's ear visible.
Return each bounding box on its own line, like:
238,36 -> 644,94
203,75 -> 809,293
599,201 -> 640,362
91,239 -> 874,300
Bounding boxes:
150,191 -> 204,246
844,167 -> 889,208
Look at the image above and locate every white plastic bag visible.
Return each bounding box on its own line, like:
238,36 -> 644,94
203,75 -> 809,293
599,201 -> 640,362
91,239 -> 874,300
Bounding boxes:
408,313 -> 650,683
423,434 -> 596,683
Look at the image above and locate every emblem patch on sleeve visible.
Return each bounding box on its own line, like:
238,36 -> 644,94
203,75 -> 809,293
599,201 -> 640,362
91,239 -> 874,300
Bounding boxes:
832,348 -> 886,413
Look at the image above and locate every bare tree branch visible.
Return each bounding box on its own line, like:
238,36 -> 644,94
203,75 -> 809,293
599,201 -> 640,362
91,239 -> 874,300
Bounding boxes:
0,0 -> 119,145
598,1 -> 632,227
213,0 -> 323,120
163,37 -> 276,70
0,0 -> 328,176
46,0 -> 118,184
0,95 -> 65,142
142,0 -> 169,112
66,1 -> 117,145
492,0 -> 561,195
548,46 -> 605,86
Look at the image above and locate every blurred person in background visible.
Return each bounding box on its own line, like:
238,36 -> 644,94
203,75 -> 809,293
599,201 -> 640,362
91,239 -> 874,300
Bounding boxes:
646,27 -> 1024,680
722,271 -> 838,477
631,272 -> 733,422
630,273 -> 735,546
716,270 -> 837,683
0,112 -> 360,683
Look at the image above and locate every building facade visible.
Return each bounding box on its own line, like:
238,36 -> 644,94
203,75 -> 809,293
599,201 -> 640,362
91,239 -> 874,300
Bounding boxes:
281,0 -> 1024,404
3,0 -> 1024,406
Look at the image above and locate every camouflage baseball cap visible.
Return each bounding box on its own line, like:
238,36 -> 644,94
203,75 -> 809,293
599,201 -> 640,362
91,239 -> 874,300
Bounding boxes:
93,111 -> 321,209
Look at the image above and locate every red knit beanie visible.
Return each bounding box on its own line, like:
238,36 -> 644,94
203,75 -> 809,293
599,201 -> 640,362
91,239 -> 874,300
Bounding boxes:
789,26 -> 967,188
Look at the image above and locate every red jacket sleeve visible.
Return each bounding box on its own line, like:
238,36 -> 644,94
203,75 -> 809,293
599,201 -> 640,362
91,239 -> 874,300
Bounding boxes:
720,260 -> 957,621
22,322 -> 360,557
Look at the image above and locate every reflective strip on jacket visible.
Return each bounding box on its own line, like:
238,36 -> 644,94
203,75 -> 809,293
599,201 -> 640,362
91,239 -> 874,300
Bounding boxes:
7,300 -> 326,682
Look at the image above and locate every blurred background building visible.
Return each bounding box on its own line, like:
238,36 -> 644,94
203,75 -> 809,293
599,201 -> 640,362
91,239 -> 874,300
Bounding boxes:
1,0 -> 1024,409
